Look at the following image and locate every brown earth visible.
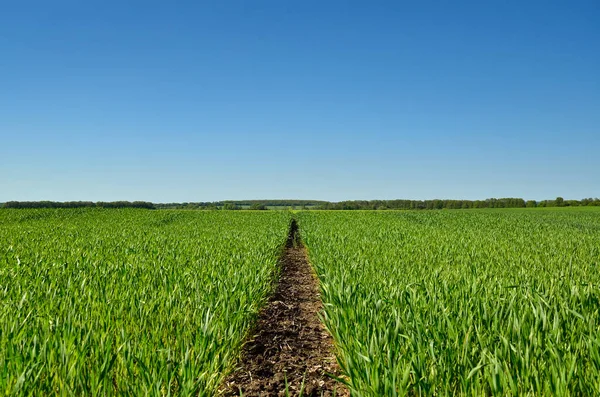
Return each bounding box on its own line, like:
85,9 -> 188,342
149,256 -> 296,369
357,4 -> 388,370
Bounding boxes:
219,221 -> 348,397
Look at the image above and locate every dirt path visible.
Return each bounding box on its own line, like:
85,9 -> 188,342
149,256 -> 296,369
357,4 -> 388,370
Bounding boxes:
220,220 -> 347,397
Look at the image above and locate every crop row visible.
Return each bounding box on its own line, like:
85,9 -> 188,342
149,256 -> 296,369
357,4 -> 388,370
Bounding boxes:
0,209 -> 291,395
298,208 -> 600,396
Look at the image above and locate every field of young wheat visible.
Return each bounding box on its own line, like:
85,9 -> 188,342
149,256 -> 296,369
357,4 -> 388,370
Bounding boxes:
1,208 -> 599,395
0,209 -> 290,395
299,209 -> 600,395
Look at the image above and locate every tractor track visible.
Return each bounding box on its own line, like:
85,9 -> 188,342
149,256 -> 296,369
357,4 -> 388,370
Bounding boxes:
220,220 -> 347,396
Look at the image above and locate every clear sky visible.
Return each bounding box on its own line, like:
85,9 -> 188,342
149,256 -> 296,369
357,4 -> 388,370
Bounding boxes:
1,1 -> 598,202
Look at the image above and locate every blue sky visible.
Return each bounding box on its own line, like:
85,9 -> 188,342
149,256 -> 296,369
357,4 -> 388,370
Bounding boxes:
1,1 -> 598,202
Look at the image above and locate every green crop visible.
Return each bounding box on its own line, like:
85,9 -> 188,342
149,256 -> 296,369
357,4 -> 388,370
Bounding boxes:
0,209 -> 291,395
3,207 -> 599,396
298,208 -> 600,396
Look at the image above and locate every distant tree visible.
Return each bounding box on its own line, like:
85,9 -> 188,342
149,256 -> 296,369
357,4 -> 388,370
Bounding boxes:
249,203 -> 267,210
222,203 -> 240,210
555,197 -> 564,207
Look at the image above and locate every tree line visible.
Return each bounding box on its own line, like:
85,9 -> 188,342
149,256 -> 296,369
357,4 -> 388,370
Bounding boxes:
154,200 -> 327,210
2,201 -> 155,209
2,198 -> 599,210
314,197 -> 600,210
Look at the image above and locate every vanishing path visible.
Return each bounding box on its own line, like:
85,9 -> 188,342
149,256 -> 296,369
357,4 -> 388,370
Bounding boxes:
220,220 -> 347,396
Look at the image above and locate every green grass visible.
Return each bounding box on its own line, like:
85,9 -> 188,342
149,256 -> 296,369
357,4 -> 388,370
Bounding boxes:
298,208 -> 600,396
0,209 -> 291,395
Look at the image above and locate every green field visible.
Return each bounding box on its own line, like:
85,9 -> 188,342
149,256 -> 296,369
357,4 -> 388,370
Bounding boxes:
0,209 -> 291,395
1,208 -> 600,395
298,208 -> 600,395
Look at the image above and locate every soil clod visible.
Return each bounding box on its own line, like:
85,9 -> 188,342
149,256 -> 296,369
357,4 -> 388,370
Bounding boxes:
220,220 -> 347,396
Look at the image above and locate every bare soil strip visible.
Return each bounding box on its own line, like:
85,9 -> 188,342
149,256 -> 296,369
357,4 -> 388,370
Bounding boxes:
220,220 -> 347,397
